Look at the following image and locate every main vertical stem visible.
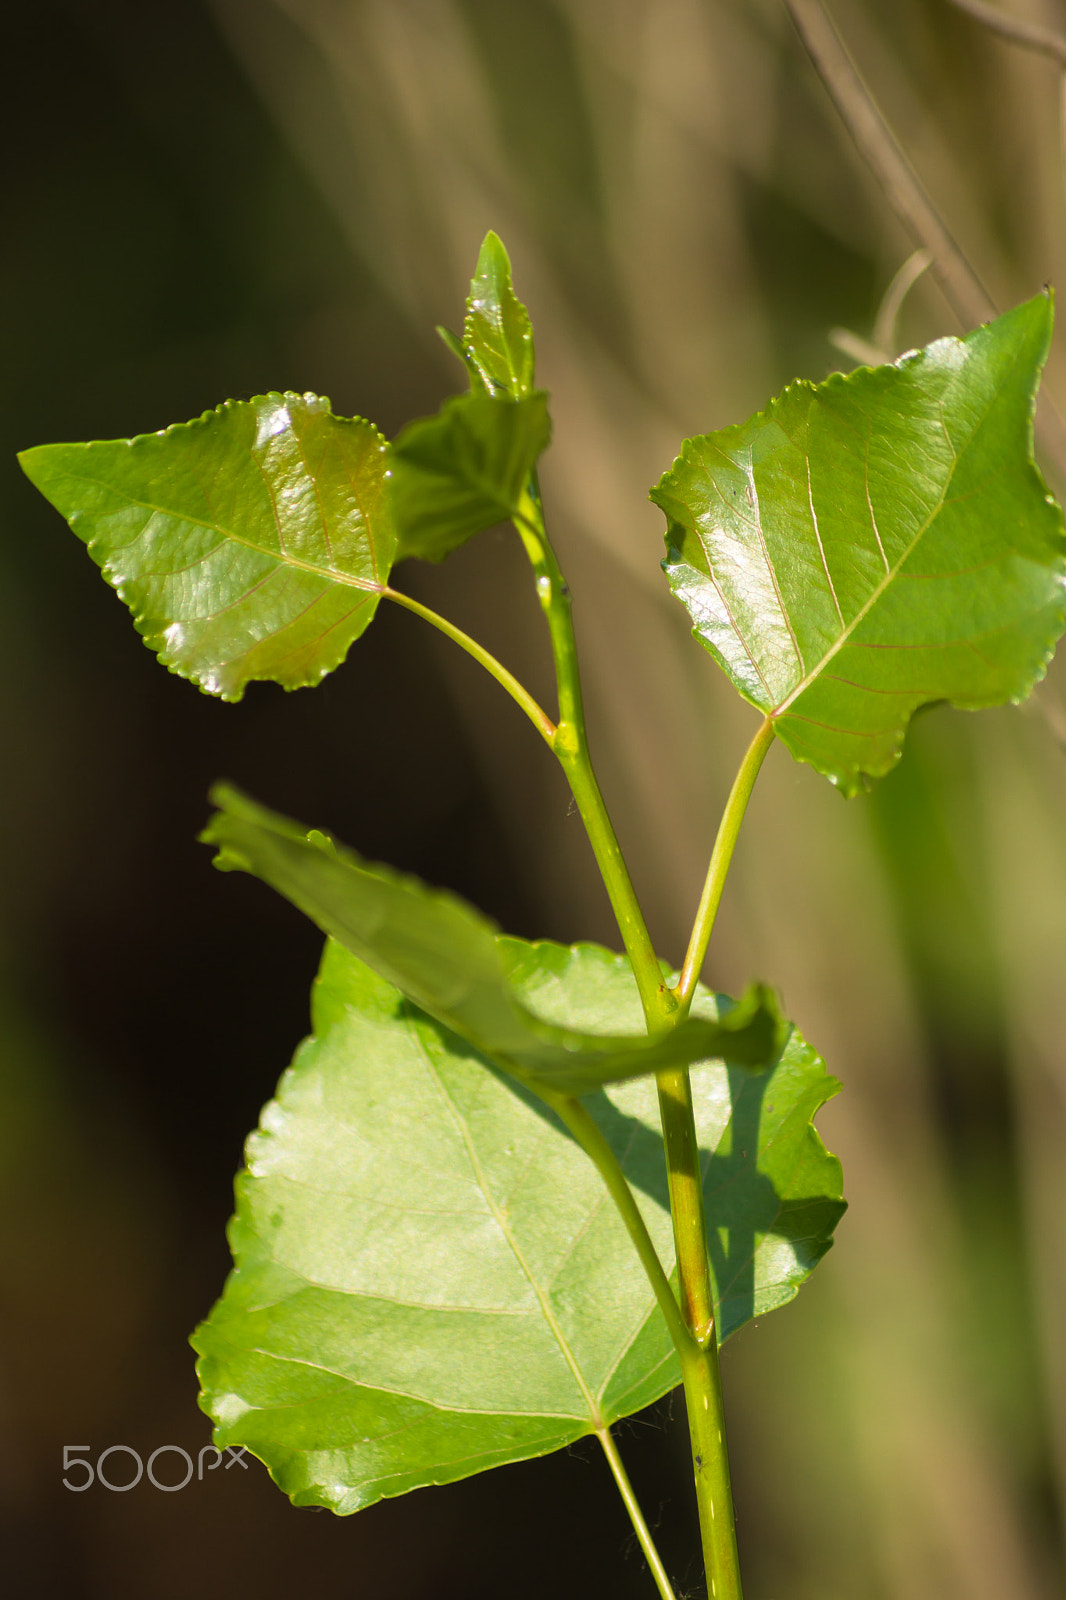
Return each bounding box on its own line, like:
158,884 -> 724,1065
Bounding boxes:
678,1342 -> 741,1600
658,1069 -> 743,1598
515,489 -> 767,1600
656,717 -> 775,1598
514,488 -> 667,1023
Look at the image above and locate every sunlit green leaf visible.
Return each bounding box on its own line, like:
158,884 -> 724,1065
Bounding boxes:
462,230 -> 536,399
201,783 -> 783,1091
193,938 -> 844,1513
653,296 -> 1066,793
19,394 -> 394,700
390,389 -> 550,563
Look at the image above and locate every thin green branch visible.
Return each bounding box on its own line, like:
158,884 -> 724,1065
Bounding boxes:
512,489 -> 669,1024
381,585 -> 556,745
650,716 -> 778,1597
653,1065 -> 743,1596
597,1425 -> 680,1600
542,1086 -> 689,1597
513,483 -> 749,1598
678,1343 -> 743,1600
652,1063 -> 744,1600
655,1070 -> 715,1340
674,717 -> 775,1015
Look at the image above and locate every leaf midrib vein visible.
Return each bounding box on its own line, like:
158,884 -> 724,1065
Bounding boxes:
236,1345 -> 585,1421
773,359 -> 1003,716
411,1016 -> 605,1428
72,471 -> 383,595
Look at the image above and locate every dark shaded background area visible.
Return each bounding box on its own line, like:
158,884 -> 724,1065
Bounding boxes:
3,1 -> 1066,1597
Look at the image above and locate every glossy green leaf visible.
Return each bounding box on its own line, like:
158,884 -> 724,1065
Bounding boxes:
461,231 -> 536,399
193,937 -> 844,1512
653,296 -> 1066,793
390,389 -> 550,563
18,394 -> 394,701
201,783 -> 783,1091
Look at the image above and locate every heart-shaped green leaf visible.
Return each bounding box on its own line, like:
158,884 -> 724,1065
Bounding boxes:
390,389 -> 550,563
18,394 -> 395,701
192,937 -> 844,1513
653,296 -> 1066,793
201,783 -> 783,1092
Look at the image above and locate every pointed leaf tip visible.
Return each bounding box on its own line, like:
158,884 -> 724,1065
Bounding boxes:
463,232 -> 536,400
654,296 -> 1066,793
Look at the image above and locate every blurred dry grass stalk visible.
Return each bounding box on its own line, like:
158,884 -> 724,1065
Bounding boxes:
206,1 -> 1066,1593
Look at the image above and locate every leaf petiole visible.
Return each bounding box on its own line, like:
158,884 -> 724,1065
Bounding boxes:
543,1089 -> 694,1359
673,717 -> 776,1016
597,1425 -> 680,1600
538,1085 -> 690,1597
381,585 -> 556,744
511,487 -> 668,1024
648,720 -> 776,1599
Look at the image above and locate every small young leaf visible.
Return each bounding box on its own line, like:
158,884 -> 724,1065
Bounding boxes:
462,231 -> 536,398
201,783 -> 783,1091
390,389 -> 550,563
193,939 -> 844,1513
19,395 -> 395,700
652,296 -> 1066,793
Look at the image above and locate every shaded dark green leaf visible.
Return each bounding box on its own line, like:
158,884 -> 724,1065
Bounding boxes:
201,783 -> 783,1091
19,394 -> 394,700
653,297 -> 1066,793
193,938 -> 844,1513
390,390 -> 550,563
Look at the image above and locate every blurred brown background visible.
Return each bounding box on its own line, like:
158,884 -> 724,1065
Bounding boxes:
3,1 -> 1066,1595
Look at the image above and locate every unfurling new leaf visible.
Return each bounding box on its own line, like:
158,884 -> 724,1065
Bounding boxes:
654,295 -> 1066,793
462,230 -> 537,399
399,233 -> 545,563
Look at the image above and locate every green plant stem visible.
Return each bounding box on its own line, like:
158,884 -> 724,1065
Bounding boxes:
648,718 -> 776,1598
678,1343 -> 743,1600
541,1086 -> 688,1598
596,1425 -> 680,1600
652,1064 -> 743,1598
655,1070 -> 715,1339
674,717 -> 776,1016
515,492 -> 760,1600
512,489 -> 668,1024
382,585 -> 557,746
655,1072 -> 745,1575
